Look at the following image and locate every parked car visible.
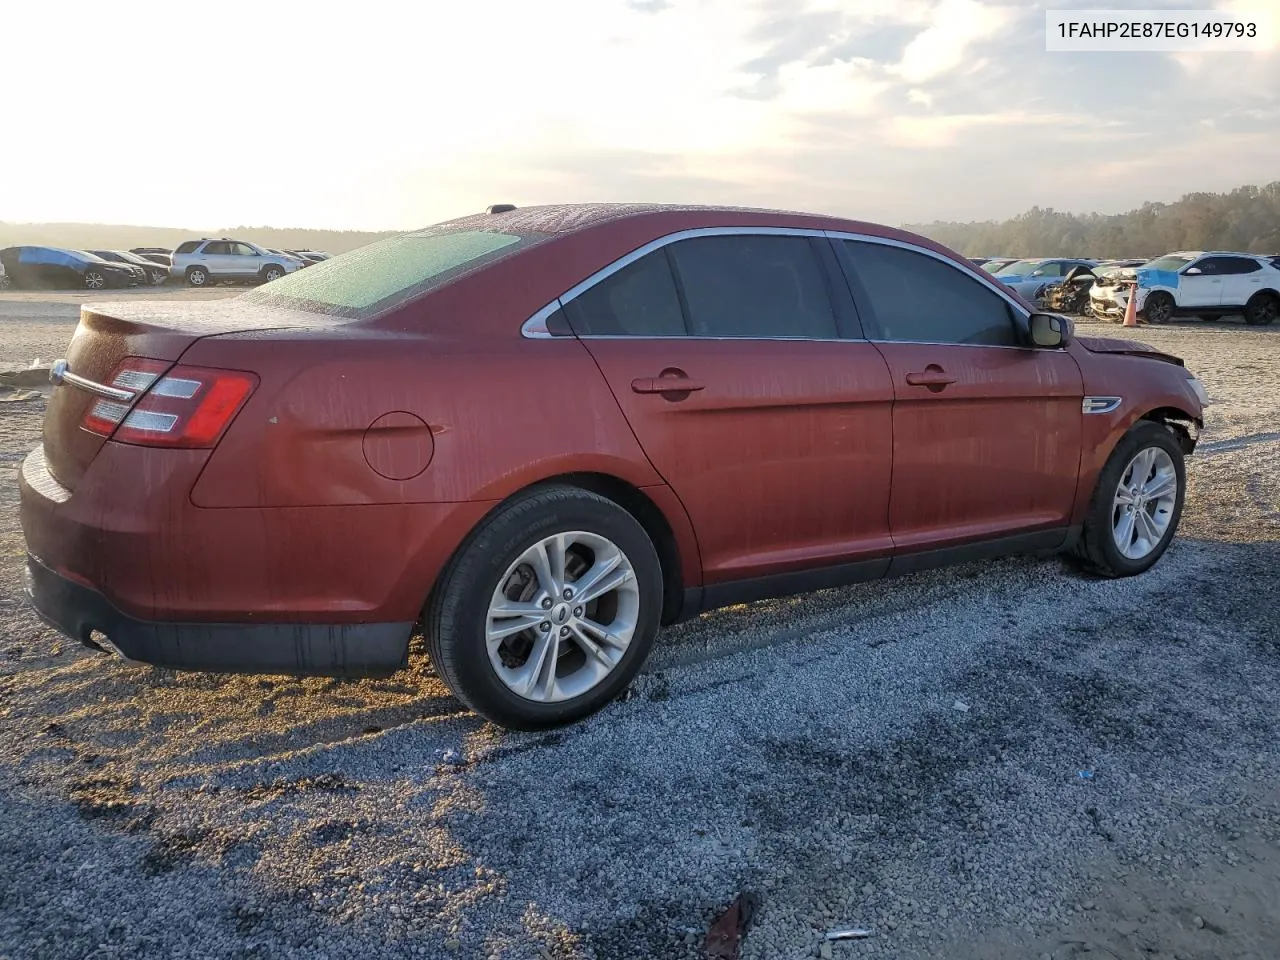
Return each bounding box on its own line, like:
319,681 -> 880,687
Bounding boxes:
288,249 -> 331,263
0,246 -> 144,290
1089,251 -> 1280,325
170,238 -> 304,287
992,258 -> 1098,302
0,261 -> 9,289
979,257 -> 1020,274
20,203 -> 1206,730
266,248 -> 312,268
88,249 -> 171,285
1039,263 -> 1100,314
130,247 -> 173,267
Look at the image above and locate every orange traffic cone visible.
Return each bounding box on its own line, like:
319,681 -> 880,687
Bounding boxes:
1122,281 -> 1139,327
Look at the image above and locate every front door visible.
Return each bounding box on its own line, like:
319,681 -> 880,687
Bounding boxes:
1178,257 -> 1226,308
562,232 -> 896,585
835,238 -> 1084,553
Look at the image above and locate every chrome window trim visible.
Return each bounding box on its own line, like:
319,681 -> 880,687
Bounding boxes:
519,225 -> 1034,341
1083,396 -> 1123,414
822,230 -> 1033,319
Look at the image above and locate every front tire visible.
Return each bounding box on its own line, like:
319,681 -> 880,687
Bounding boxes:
186,266 -> 209,287
1071,420 -> 1185,578
1244,291 -> 1279,326
83,270 -> 106,290
1141,291 -> 1174,324
261,265 -> 284,283
425,485 -> 663,730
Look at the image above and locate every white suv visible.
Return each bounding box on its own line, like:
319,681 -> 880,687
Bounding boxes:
1091,251 -> 1280,325
170,238 -> 303,287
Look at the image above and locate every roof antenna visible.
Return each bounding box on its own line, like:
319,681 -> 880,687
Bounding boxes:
486,204 -> 517,214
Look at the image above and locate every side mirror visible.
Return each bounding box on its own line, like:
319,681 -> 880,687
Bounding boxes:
1184,267 -> 1201,275
1029,269 -> 1044,277
1029,313 -> 1071,348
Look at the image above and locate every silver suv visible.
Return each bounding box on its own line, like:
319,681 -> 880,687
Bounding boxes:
171,238 -> 303,287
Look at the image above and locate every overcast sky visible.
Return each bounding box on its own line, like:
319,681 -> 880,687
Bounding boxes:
1,0 -> 1276,230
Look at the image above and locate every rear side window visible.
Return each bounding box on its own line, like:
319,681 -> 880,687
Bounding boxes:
1208,256 -> 1261,275
175,241 -> 201,255
667,235 -> 839,339
842,241 -> 1017,347
202,241 -> 231,255
563,250 -> 685,337
245,229 -> 536,319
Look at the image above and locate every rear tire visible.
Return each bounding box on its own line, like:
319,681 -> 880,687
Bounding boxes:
1070,420 -> 1185,578
1244,291 -> 1279,326
424,485 -> 663,730
186,266 -> 209,287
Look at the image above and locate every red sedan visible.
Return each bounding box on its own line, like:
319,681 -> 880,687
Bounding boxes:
20,203 -> 1207,729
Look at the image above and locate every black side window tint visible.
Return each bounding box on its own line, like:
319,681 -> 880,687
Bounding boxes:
843,241 -> 1017,346
1221,256 -> 1261,274
667,235 -> 838,339
1193,258 -> 1221,275
564,250 -> 685,337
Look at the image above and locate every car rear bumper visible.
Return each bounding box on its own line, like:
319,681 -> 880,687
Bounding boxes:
25,553 -> 413,676
19,442 -> 495,675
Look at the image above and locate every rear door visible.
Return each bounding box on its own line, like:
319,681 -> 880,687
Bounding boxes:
563,230 -> 895,585
834,237 -> 1084,554
1215,255 -> 1265,307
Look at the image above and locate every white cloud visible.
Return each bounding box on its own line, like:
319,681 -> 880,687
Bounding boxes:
890,0 -> 1014,83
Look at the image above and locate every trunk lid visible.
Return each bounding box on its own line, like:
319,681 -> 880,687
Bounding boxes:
43,298 -> 341,490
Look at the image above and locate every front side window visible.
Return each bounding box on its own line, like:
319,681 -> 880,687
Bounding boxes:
666,235 -> 839,339
842,241 -> 1018,347
231,243 -> 258,257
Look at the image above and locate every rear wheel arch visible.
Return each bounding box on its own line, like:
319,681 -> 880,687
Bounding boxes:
419,472 -> 690,630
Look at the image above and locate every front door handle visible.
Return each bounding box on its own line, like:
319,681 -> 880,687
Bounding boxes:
904,365 -> 957,391
631,369 -> 705,397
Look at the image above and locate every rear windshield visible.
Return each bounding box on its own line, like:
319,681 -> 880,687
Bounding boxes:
243,228 -> 539,319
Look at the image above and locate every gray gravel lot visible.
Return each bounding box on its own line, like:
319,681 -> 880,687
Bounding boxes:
1,295 -> 1278,960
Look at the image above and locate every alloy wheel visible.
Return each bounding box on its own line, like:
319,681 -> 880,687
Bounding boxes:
485,531 -> 639,703
84,272 -> 105,289
1111,446 -> 1178,559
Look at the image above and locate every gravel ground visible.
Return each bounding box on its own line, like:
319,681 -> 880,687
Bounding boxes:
1,297 -> 1278,960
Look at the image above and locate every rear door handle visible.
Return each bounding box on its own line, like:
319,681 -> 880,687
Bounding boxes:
904,365 -> 957,390
631,371 -> 705,395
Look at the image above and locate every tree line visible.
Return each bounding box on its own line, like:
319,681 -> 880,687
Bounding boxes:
904,182 -> 1280,260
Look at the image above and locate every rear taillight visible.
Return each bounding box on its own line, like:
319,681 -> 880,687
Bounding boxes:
82,358 -> 257,448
